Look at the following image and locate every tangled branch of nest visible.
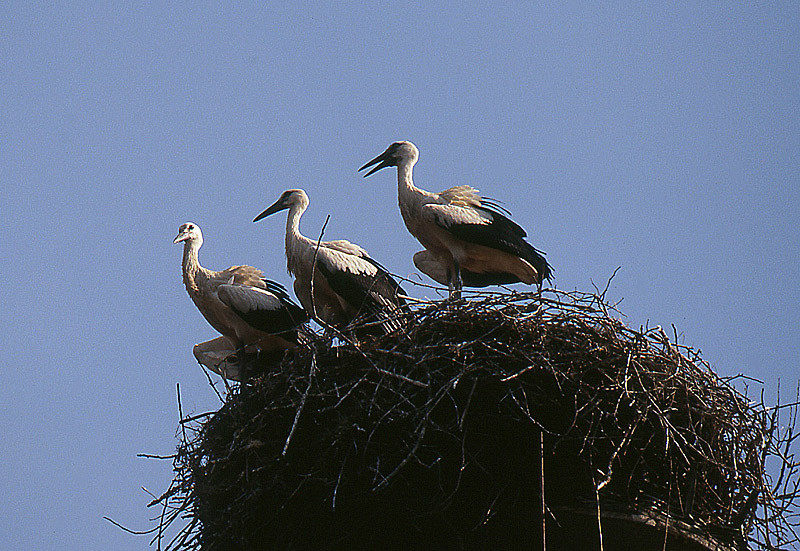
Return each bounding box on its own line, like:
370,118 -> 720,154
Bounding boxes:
151,289 -> 800,550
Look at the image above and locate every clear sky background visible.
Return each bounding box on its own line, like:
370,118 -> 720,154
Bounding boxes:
2,3 -> 798,549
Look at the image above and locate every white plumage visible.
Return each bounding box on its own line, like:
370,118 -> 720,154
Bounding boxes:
360,141 -> 552,297
253,189 -> 406,332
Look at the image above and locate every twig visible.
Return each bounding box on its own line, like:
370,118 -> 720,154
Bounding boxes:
309,215 -> 331,322
282,345 -> 317,457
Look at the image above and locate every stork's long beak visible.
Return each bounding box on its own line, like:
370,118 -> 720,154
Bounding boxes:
253,197 -> 288,222
173,232 -> 189,244
359,151 -> 393,177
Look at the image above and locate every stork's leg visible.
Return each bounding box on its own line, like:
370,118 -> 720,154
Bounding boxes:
449,259 -> 463,300
239,352 -> 250,382
234,343 -> 250,381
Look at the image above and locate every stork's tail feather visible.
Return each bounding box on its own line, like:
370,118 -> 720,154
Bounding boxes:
522,243 -> 553,284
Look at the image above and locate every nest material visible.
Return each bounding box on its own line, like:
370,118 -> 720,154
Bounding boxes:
155,289 -> 799,550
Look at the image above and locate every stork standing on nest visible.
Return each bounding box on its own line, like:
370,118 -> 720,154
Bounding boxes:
359,141 -> 552,298
253,189 -> 406,333
173,222 -> 307,358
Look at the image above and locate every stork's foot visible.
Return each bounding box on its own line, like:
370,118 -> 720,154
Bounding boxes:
446,260 -> 464,301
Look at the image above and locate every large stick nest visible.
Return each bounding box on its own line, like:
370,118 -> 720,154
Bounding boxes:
153,289 -> 800,550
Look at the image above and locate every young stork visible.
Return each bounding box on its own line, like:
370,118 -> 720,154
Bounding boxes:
253,189 -> 406,333
359,141 -> 552,297
173,222 -> 307,358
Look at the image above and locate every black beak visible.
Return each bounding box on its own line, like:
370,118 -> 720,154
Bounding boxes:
253,197 -> 288,222
359,151 -> 393,177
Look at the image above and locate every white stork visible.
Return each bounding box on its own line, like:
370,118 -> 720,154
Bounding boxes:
253,189 -> 406,333
173,222 -> 307,359
359,141 -> 552,297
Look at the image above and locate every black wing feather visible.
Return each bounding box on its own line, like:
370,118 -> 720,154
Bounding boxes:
261,278 -> 301,306
479,196 -> 515,219
441,207 -> 553,282
219,285 -> 308,340
316,260 -> 406,332
234,306 -> 307,341
358,257 -> 408,299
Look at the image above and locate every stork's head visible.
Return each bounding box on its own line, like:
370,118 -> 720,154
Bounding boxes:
173,222 -> 203,245
359,141 -> 419,177
253,189 -> 310,222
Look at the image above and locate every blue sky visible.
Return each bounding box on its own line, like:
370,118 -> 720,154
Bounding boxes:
2,3 -> 798,549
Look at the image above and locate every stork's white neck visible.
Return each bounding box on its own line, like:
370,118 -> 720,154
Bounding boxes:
284,203 -> 313,274
397,157 -> 423,206
182,240 -> 205,293
397,158 -> 416,191
182,240 -> 201,270
286,203 -> 308,243
396,156 -> 435,208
